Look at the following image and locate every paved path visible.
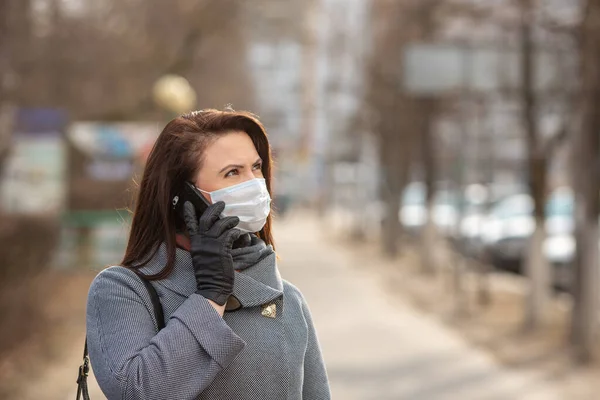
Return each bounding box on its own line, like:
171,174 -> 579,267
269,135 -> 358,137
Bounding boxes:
275,214 -> 559,400
74,214 -> 560,399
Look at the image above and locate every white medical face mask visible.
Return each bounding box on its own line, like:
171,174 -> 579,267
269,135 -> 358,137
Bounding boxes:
199,178 -> 271,233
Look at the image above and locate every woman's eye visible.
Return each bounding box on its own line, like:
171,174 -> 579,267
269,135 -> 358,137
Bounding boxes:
253,163 -> 262,171
225,169 -> 239,178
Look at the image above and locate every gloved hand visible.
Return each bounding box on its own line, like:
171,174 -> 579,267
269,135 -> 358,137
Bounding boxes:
183,201 -> 242,306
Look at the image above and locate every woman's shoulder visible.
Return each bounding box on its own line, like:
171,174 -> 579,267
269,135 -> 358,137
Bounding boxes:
88,265 -> 150,302
91,265 -> 141,285
282,279 -> 307,304
282,280 -> 318,322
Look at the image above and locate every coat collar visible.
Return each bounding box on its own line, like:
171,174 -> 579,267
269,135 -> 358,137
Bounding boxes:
138,242 -> 283,309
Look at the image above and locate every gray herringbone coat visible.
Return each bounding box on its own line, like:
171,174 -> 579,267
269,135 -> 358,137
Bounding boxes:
86,240 -> 331,400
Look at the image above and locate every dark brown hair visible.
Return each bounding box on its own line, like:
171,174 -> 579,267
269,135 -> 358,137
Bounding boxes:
122,108 -> 275,280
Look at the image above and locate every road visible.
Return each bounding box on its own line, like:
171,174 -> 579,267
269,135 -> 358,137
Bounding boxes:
75,213 -> 559,399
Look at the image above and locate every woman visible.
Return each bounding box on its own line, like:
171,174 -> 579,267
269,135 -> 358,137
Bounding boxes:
86,109 -> 331,399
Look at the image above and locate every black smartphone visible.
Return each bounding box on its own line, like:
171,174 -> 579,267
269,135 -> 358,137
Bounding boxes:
173,182 -> 212,220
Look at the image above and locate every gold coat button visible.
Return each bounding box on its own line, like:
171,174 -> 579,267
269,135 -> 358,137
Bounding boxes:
261,303 -> 277,318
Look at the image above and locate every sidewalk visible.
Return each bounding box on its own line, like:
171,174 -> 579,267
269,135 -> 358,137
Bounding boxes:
275,213 -> 561,400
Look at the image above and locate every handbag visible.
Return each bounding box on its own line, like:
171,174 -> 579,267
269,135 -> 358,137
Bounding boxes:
76,271 -> 165,400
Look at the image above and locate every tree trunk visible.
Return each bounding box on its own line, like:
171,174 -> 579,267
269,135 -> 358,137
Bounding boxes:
572,218 -> 599,363
570,0 -> 600,364
475,98 -> 492,307
419,98 -> 436,274
520,0 -> 550,329
524,219 -> 550,329
453,101 -> 470,316
379,131 -> 405,258
381,185 -> 402,257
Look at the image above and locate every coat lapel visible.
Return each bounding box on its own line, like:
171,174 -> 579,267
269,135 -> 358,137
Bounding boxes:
232,252 -> 283,308
138,243 -> 283,310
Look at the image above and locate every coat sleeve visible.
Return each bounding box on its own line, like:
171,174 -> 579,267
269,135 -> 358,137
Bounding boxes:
86,267 -> 245,400
300,296 -> 331,400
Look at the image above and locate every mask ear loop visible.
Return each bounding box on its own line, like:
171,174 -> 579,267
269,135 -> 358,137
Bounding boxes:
195,186 -> 213,203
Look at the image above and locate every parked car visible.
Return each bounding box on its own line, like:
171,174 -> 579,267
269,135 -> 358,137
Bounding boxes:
481,193 -> 535,272
399,182 -> 459,236
479,187 -> 576,277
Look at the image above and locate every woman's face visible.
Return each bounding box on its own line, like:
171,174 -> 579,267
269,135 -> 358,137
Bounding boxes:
194,131 -> 263,201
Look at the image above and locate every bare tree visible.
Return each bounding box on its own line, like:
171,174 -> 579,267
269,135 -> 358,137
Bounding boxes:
363,1 -> 415,258
412,1 -> 440,274
363,0 -> 447,261
570,0 -> 600,364
519,0 -> 552,330
8,0 -> 254,122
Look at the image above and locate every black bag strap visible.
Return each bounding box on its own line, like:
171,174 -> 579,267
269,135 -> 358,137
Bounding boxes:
135,271 -> 166,330
76,341 -> 90,400
76,270 -> 164,400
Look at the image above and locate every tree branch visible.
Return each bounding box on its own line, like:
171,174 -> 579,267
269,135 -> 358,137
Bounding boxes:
88,0 -> 238,120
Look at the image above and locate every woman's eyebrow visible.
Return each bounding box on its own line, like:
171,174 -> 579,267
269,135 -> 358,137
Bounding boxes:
218,159 -> 261,174
219,164 -> 244,173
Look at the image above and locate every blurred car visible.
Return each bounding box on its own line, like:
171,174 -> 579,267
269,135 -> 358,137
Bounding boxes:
453,184 -> 489,257
399,182 -> 459,236
481,193 -> 535,271
480,187 -> 576,276
400,182 -> 581,290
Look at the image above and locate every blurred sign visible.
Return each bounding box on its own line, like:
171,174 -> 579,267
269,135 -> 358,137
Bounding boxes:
0,108 -> 68,214
68,122 -> 159,181
67,122 -> 160,211
403,43 -> 566,95
69,122 -> 158,160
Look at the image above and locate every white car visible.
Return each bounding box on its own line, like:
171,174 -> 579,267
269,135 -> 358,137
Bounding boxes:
481,187 -> 576,275
399,182 -> 459,236
481,193 -> 535,269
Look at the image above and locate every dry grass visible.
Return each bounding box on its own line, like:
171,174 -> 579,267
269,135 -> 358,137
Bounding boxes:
0,214 -> 60,356
0,214 -> 96,399
0,269 -> 96,399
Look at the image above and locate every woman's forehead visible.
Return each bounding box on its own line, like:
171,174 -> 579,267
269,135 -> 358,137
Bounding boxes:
202,131 -> 259,168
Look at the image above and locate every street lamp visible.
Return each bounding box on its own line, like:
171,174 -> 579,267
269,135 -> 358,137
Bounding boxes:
152,74 -> 197,116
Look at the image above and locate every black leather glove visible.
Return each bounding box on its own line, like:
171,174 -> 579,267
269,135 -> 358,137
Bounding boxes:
183,201 -> 241,306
